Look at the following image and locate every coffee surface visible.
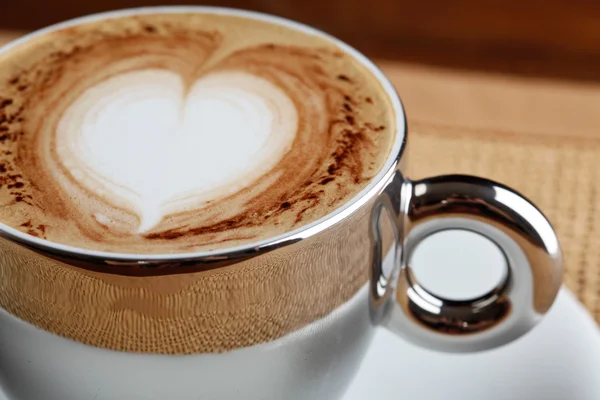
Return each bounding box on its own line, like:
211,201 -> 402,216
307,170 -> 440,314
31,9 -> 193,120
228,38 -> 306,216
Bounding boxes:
0,12 -> 395,253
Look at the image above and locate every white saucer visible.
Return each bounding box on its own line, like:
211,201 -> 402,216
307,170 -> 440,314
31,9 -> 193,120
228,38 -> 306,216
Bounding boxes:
344,288 -> 600,400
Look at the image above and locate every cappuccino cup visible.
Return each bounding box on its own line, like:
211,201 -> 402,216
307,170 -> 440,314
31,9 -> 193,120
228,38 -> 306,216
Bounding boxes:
0,7 -> 562,400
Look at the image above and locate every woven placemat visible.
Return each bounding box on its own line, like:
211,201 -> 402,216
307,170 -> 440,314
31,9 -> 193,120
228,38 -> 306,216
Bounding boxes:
407,121 -> 600,323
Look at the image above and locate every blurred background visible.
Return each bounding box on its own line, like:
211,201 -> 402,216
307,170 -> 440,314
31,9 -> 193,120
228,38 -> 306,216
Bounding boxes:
2,0 -> 600,82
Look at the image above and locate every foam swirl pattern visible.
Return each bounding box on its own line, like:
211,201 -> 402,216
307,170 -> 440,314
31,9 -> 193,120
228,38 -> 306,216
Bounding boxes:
0,13 -> 394,253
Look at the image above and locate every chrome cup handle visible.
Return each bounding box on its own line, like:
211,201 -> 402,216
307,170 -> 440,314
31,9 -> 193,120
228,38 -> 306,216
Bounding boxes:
370,173 -> 563,352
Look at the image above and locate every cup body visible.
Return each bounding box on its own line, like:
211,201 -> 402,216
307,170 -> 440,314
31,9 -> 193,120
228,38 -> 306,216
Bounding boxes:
0,182 -> 400,400
0,7 -> 408,400
0,286 -> 377,400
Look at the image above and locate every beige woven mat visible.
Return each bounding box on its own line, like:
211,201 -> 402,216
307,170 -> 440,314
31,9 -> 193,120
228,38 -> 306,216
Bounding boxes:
406,123 -> 600,322
381,62 -> 600,323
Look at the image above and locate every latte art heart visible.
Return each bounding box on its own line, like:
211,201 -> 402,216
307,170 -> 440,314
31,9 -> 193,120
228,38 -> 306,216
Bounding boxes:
56,70 -> 298,232
0,13 -> 395,253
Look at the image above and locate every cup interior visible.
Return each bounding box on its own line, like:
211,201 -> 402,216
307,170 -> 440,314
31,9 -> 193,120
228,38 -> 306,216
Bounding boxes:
0,6 -> 407,261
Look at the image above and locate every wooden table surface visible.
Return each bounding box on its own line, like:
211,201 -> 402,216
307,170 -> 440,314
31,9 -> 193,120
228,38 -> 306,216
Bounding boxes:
5,0 -> 600,83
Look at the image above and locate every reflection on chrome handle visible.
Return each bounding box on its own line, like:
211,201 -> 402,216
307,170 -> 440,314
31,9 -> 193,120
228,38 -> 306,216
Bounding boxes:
371,173 -> 563,352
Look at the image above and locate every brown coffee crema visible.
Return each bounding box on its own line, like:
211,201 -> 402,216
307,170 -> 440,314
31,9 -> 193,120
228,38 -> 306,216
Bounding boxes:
0,13 -> 395,253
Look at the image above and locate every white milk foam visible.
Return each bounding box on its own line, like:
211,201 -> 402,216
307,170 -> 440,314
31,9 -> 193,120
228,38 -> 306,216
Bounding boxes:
56,70 -> 298,232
